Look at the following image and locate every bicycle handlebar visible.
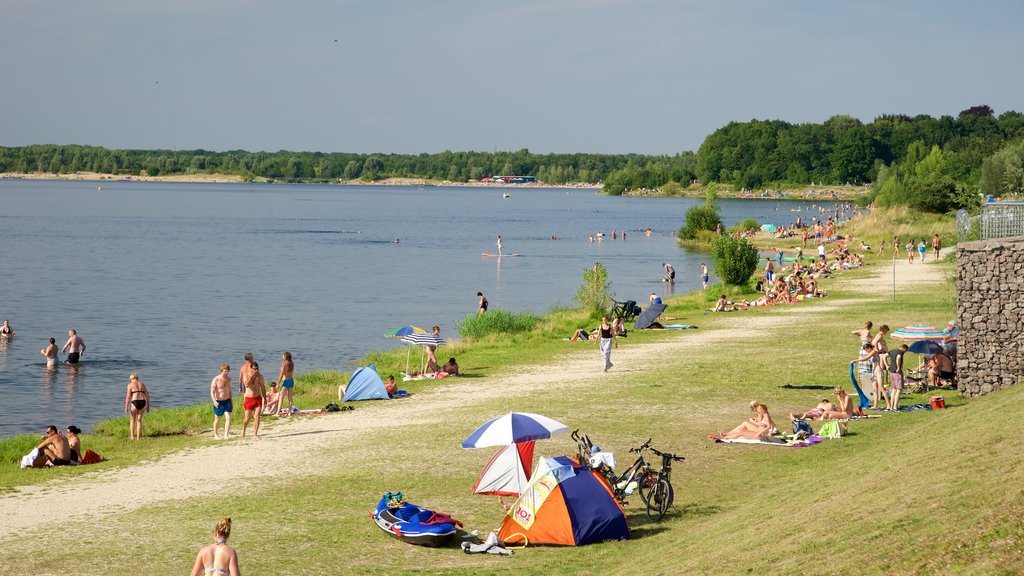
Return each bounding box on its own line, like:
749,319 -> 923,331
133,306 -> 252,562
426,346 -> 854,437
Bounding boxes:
648,446 -> 685,461
628,438 -> 653,453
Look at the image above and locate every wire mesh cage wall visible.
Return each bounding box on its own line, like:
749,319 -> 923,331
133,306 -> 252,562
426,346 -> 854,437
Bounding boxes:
981,202 -> 1024,240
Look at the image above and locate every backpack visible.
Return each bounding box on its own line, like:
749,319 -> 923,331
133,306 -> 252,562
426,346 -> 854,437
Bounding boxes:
325,402 -> 341,412
792,418 -> 813,437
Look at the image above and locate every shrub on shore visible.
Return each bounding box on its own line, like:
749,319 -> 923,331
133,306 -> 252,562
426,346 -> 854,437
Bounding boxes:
574,262 -> 612,319
711,235 -> 759,286
457,308 -> 540,340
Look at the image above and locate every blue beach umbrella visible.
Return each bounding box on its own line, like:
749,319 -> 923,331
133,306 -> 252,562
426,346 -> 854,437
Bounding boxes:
461,412 -> 569,449
908,340 -> 944,355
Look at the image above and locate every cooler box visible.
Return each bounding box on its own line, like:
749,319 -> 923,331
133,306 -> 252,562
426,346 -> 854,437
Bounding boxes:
929,396 -> 946,409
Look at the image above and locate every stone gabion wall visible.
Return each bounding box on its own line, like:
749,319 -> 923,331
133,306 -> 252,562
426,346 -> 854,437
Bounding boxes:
957,236 -> 1024,397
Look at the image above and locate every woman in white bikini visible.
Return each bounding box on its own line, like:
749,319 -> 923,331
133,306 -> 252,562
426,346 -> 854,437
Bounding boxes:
190,517 -> 240,576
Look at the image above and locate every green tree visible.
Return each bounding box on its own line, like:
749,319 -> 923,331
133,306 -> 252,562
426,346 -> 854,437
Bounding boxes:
575,262 -> 612,318
711,235 -> 759,286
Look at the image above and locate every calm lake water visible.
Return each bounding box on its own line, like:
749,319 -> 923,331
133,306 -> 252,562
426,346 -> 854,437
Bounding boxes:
0,180 -> 830,437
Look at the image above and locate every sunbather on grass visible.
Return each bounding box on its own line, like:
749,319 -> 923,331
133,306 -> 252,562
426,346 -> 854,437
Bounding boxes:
712,401 -> 777,440
789,399 -> 834,421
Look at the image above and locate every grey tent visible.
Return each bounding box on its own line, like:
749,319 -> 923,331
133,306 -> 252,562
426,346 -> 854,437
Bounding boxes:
634,302 -> 667,329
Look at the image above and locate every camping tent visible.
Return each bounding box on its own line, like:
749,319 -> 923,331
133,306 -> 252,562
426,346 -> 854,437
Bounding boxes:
498,456 -> 630,546
342,364 -> 390,402
473,441 -> 534,497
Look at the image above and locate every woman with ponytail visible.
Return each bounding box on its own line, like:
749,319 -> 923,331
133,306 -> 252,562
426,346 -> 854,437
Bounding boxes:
190,517 -> 240,576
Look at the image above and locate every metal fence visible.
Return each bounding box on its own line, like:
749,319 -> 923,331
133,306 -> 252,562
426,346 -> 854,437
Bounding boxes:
957,201 -> 1024,241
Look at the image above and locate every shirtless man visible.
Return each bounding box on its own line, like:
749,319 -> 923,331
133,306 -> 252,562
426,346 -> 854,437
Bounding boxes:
239,353 -> 255,396
241,362 -> 267,440
61,329 -> 86,364
700,263 -> 709,289
263,382 -> 283,415
928,352 -> 956,389
40,338 -> 59,367
34,425 -> 73,467
932,233 -> 942,260
210,364 -> 233,439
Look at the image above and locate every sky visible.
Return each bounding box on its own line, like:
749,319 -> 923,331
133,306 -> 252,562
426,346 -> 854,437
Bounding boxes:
1,0 -> 1022,155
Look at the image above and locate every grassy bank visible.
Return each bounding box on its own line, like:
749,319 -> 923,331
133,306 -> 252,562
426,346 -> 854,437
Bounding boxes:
8,210 -> 1021,575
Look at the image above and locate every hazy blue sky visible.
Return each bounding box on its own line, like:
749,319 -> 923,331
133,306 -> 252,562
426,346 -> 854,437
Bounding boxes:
2,0 -> 1021,154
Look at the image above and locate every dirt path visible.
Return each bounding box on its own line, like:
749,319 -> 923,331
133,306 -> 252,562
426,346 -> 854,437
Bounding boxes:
0,251 -> 951,539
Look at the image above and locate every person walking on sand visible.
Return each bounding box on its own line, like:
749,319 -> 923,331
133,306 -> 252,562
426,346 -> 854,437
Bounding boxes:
124,373 -> 151,440
40,337 -> 58,367
496,235 -> 503,257
701,263 -> 709,289
241,362 -> 267,440
932,234 -> 941,260
477,291 -> 488,314
598,316 -> 614,372
61,329 -> 86,364
918,239 -> 927,262
210,364 -> 233,439
277,351 -> 295,412
190,517 -> 241,576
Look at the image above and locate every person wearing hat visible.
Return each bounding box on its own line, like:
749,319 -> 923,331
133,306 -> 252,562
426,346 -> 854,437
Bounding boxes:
942,320 -> 958,362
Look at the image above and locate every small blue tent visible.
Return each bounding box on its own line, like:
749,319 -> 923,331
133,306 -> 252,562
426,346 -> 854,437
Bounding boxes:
343,364 -> 390,402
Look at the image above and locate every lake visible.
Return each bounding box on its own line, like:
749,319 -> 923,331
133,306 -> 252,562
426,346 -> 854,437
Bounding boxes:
0,179 -> 834,437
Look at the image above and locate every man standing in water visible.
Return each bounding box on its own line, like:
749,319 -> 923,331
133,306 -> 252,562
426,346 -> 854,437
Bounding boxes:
210,364 -> 233,439
241,362 -> 267,440
61,329 -> 86,364
700,263 -> 709,289
477,292 -> 488,314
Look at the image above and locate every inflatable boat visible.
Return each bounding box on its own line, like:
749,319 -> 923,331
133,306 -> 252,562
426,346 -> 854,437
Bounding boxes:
372,493 -> 459,547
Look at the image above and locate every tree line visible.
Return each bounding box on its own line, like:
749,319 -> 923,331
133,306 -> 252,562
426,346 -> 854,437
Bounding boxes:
0,145 -> 645,185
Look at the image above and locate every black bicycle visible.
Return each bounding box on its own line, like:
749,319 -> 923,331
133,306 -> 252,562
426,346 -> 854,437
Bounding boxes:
643,446 -> 685,521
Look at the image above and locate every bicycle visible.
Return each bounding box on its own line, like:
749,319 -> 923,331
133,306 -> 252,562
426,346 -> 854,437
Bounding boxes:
643,446 -> 685,521
572,430 -> 684,521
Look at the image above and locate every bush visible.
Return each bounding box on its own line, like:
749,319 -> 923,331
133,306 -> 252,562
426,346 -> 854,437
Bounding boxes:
678,205 -> 722,240
711,235 -> 759,286
731,218 -> 761,234
575,262 -> 612,318
457,308 -> 540,339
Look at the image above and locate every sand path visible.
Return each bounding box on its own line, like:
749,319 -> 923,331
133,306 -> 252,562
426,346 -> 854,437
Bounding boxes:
0,251 -> 950,539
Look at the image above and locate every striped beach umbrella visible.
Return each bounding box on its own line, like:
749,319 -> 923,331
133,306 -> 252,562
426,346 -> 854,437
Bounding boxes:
890,325 -> 946,342
400,333 -> 445,347
461,412 -> 569,449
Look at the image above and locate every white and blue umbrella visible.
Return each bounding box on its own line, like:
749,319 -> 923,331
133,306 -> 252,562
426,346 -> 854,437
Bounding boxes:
398,332 -> 444,374
461,412 -> 569,449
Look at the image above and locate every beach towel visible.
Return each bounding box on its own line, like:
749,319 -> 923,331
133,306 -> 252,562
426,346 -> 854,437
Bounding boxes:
79,449 -> 103,464
662,324 -> 697,330
20,447 -> 40,468
817,421 -> 845,439
714,435 -> 824,447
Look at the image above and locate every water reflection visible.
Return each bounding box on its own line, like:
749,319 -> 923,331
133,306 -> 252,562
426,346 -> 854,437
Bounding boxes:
64,364 -> 81,412
39,364 -> 58,407
0,336 -> 9,369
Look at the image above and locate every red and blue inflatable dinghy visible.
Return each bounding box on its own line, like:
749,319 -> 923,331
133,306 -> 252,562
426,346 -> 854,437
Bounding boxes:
372,492 -> 461,547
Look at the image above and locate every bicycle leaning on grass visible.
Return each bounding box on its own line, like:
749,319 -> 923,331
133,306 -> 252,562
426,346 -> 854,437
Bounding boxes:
572,431 -> 684,521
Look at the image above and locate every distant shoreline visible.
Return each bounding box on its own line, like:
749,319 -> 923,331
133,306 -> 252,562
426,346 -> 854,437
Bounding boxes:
0,171 -> 868,200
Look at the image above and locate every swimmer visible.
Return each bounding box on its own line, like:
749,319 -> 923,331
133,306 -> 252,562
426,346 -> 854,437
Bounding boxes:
0,319 -> 13,337
41,337 -> 58,366
124,373 -> 151,440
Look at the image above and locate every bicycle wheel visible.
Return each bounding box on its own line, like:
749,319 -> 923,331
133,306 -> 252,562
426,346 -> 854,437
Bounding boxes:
637,470 -> 657,506
645,478 -> 672,521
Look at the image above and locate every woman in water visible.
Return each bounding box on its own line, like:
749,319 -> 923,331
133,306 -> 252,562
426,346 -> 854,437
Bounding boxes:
124,373 -> 151,440
190,517 -> 241,576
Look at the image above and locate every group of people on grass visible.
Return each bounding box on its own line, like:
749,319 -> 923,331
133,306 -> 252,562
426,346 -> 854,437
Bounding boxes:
709,317 -> 958,441
208,352 -> 295,441
21,424 -> 86,468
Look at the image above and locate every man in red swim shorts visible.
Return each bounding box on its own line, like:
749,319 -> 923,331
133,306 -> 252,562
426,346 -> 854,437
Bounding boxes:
241,362 -> 267,440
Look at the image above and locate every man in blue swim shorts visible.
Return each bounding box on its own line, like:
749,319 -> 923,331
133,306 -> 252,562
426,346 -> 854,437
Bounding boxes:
210,363 -> 233,439
277,351 -> 295,412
